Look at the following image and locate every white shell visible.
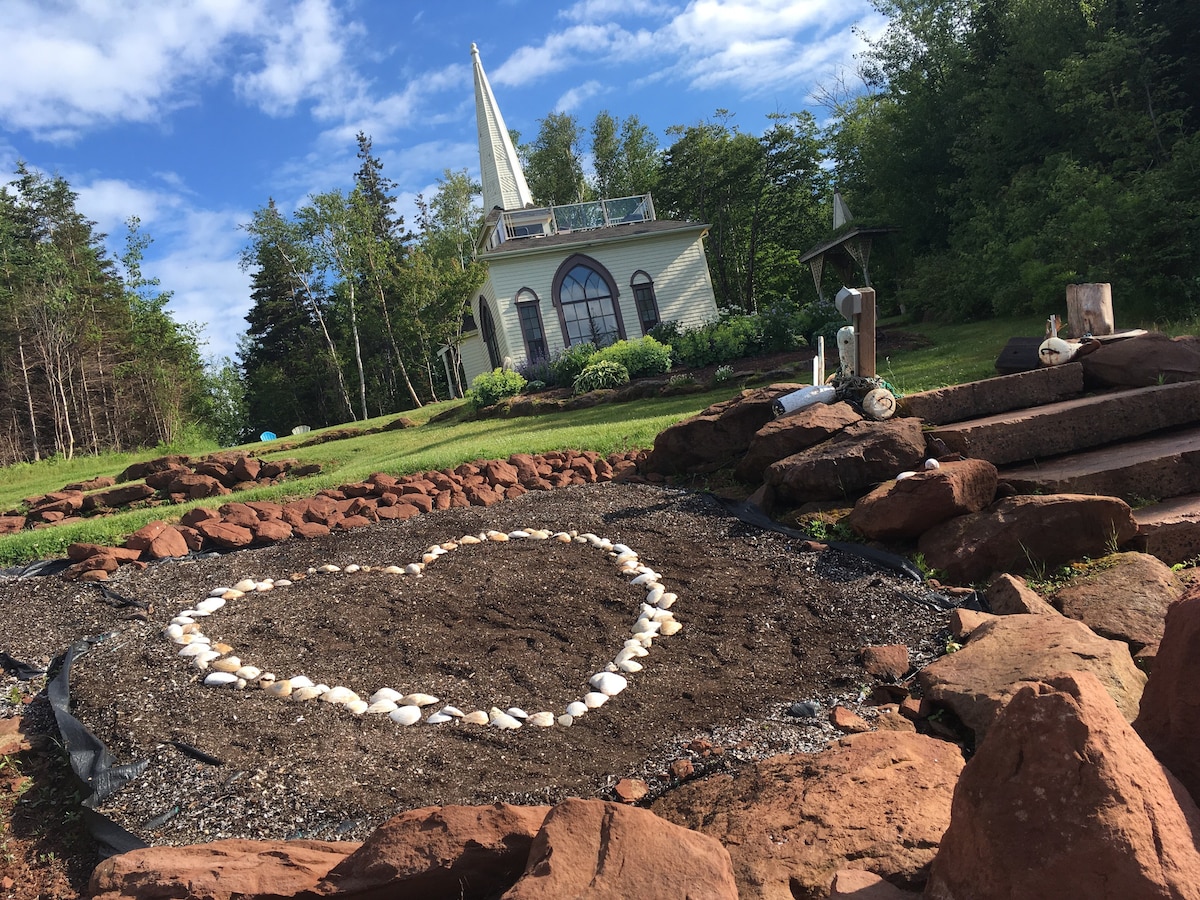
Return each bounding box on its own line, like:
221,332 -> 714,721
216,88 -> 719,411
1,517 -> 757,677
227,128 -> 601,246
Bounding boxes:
405,563 -> 423,575
630,572 -> 658,586
383,565 -> 404,574
462,710 -> 489,725
426,712 -> 454,724
896,471 -> 918,480
344,563 -> 362,573
234,578 -> 260,591
527,711 -> 555,727
440,705 -> 465,718
291,686 -> 326,701
659,620 -> 683,636
316,565 -> 340,575
179,643 -> 211,658
209,587 -> 233,597
556,714 -> 575,727
389,705 -> 423,726
321,686 -> 359,705
204,671 -> 238,687
370,688 -> 402,704
345,700 -> 369,715
366,699 -> 398,714
618,660 -> 644,673
234,665 -> 261,681
401,693 -> 439,707
289,675 -> 315,689
924,458 -> 941,470
506,707 -> 528,719
489,708 -> 522,729
584,692 -> 609,708
196,597 -> 226,614
590,672 -> 628,696
656,592 -> 678,610
164,624 -> 184,641
646,585 -> 665,605
210,657 -> 242,673
566,701 -> 588,717
264,680 -> 293,697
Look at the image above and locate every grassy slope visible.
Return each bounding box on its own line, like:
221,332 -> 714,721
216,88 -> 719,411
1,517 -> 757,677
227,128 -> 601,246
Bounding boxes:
0,316 -> 1049,566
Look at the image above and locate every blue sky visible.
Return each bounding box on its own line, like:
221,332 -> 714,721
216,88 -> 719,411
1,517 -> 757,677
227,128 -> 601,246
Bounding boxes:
0,0 -> 882,362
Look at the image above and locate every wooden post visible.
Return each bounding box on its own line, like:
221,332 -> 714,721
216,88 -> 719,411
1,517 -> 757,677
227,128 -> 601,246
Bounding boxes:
856,286 -> 876,378
1065,283 -> 1114,338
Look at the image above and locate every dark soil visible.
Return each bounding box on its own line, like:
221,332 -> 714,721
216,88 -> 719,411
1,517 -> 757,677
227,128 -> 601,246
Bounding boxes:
1,482 -> 950,877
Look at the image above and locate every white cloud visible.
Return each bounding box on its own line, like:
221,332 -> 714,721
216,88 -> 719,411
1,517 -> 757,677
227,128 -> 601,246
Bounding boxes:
492,24 -> 645,87
0,0 -> 266,140
560,0 -> 674,21
555,80 -> 607,112
75,178 -> 182,236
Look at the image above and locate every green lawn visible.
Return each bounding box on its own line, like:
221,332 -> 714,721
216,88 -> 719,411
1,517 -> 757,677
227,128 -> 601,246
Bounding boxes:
0,314 -> 1060,566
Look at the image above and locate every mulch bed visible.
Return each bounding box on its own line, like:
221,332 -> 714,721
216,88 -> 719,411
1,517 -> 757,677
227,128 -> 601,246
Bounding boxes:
2,482 -> 950,890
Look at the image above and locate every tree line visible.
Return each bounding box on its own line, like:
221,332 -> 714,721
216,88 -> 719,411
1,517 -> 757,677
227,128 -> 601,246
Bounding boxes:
3,0 -> 1196,463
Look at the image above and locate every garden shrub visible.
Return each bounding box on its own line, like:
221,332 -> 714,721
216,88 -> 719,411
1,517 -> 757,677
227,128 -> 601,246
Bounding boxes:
550,342 -> 597,386
592,336 -> 672,378
573,360 -> 630,395
467,368 -> 526,407
516,354 -> 555,386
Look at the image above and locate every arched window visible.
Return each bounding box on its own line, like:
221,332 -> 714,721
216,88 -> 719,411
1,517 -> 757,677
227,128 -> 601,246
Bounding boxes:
630,270 -> 660,334
514,288 -> 547,361
478,297 -> 502,370
552,255 -> 626,348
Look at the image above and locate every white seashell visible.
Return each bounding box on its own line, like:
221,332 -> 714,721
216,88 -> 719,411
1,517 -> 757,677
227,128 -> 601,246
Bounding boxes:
370,688 -> 402,704
209,587 -> 233,597
346,700 -> 369,715
659,620 -> 683,636
557,714 -> 574,726
615,552 -> 638,567
633,619 -> 661,637
236,678 -> 248,689
584,692 -> 609,709
258,673 -> 276,685
321,686 -> 359,705
645,585 -> 665,605
630,572 -> 660,586
165,624 -> 184,641
405,563 -> 423,576
221,589 -> 246,600
590,672 -> 628,696
633,633 -> 655,648
212,642 -> 234,655
422,553 -> 439,564
605,662 -> 618,673
612,543 -> 633,556
204,671 -> 238,687
389,706 -> 423,726
292,686 -> 326,701
508,530 -> 530,539
181,609 -> 209,618
179,643 -> 211,658
924,458 -> 941,470
896,471 -> 918,481
316,565 -> 340,575
440,705 -> 465,718
553,532 -> 572,542
366,699 -> 398,714
236,666 -> 262,681
210,657 -> 242,673
255,581 -> 274,592
289,675 -> 315,689
233,578 -> 259,592
649,608 -> 674,623
192,650 -> 221,669
264,680 -> 292,697
426,712 -> 453,724
401,693 -> 439,707
527,711 -> 555,727
506,707 -> 528,719
656,592 -> 678,610
489,710 -> 522,729
383,565 -> 404,575
344,564 -> 361,574
462,710 -> 489,725
618,660 -> 644,673
486,530 -> 509,542
177,633 -> 209,646
440,542 -> 459,551
566,701 -> 588,717
527,529 -> 550,540
614,647 -> 638,665
170,616 -> 195,625
459,534 -> 482,544
275,579 -> 291,587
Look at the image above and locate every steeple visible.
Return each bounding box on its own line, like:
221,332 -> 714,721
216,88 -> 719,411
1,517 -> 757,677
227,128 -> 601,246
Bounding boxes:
471,43 -> 533,213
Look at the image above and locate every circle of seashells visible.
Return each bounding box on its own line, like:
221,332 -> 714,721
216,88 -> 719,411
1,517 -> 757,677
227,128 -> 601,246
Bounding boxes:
162,528 -> 682,731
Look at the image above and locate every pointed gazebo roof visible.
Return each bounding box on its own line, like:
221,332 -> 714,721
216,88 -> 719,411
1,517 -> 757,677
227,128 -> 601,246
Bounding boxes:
471,43 -> 533,214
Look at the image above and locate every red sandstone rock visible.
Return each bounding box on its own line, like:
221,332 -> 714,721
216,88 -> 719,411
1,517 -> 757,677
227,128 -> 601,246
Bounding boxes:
846,458 -> 998,541
918,614 -> 1147,743
0,515 -> 25,534
1081,331 -> 1200,388
231,455 -> 261,482
1134,588 -> 1200,806
89,838 -> 357,900
918,494 -> 1139,585
83,483 -> 157,510
652,732 -> 963,899
293,521 -> 332,539
316,804 -> 548,900
735,400 -> 862,483
765,419 -> 928,504
252,519 -> 293,544
985,573 -> 1059,616
830,869 -> 920,898
1051,551 -> 1183,658
195,520 -> 254,550
949,608 -> 994,640
831,705 -> 872,733
926,672 -> 1200,900
861,644 -> 910,681
502,798 -> 737,900
615,778 -> 650,803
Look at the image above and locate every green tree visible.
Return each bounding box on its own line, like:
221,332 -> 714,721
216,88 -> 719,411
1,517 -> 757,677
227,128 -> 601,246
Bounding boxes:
525,112 -> 588,206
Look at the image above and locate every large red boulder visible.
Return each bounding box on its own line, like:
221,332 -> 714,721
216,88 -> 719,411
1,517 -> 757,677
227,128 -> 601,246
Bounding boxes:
926,672 -> 1200,900
317,803 -> 549,899
503,798 -> 738,899
846,458 -> 997,541
89,838 -> 357,900
1134,587 -> 1200,806
734,400 -> 862,483
918,614 -> 1147,743
917,494 -> 1138,585
765,419 -> 927,505
651,732 -> 963,898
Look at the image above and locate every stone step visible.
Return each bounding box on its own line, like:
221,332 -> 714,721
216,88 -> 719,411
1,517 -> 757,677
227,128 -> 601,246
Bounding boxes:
899,362 -> 1084,426
928,380 -> 1200,466
1129,494 -> 1200,565
1001,426 -> 1200,504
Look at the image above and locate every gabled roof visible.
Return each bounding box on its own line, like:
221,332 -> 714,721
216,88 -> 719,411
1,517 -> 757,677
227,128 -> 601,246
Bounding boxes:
472,43 -> 533,214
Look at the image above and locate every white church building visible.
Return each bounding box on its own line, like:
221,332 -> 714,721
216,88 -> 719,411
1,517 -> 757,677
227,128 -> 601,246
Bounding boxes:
456,44 -> 719,384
